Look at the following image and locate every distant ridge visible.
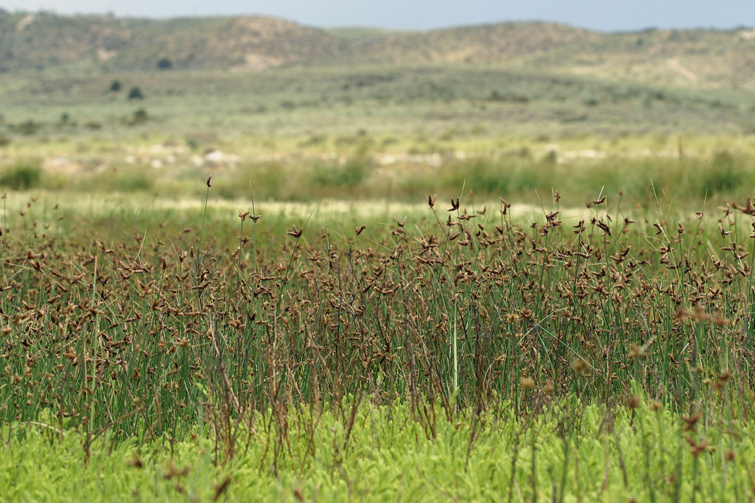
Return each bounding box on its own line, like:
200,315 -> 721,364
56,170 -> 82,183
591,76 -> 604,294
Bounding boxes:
333,22 -> 600,64
0,12 -> 753,88
0,12 -> 345,71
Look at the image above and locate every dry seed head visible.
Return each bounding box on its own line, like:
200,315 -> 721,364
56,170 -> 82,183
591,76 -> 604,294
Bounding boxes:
712,312 -> 730,326
649,401 -> 662,411
570,358 -> 589,375
213,477 -> 232,502
127,454 -> 144,469
628,395 -> 640,409
520,377 -> 535,389
674,308 -> 690,322
682,410 -> 702,431
628,344 -> 641,359
287,225 -> 303,238
685,437 -> 709,458
544,380 -> 555,395
691,308 -> 710,323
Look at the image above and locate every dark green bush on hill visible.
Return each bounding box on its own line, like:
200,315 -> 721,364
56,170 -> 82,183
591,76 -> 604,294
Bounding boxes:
15,120 -> 41,135
157,57 -> 172,70
128,87 -> 144,100
126,109 -> 148,126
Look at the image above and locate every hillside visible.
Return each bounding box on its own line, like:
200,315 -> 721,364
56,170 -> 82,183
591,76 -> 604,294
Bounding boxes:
0,12 -> 345,72
0,11 -> 754,89
334,22 -> 600,64
339,24 -> 755,89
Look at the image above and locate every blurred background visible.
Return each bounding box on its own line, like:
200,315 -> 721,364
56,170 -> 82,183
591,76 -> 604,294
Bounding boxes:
0,0 -> 754,208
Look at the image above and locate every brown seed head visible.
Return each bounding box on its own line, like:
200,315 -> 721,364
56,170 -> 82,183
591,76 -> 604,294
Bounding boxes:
718,370 -> 732,382
628,395 -> 640,409
628,344 -> 641,359
213,476 -> 231,502
520,377 -> 535,389
712,312 -> 730,326
682,410 -> 702,431
570,358 -> 589,375
691,308 -> 710,323
127,454 -> 144,469
674,308 -> 690,322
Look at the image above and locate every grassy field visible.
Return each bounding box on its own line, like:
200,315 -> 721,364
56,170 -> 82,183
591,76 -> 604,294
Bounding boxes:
2,16 -> 755,499
0,184 -> 754,500
2,61 -> 755,209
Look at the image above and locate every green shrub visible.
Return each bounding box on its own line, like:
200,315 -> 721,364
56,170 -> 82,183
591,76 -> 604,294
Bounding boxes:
157,57 -> 172,70
15,120 -> 41,135
128,87 -> 144,100
126,109 -> 148,126
74,167 -> 154,193
700,150 -> 741,195
0,160 -> 42,190
312,156 -> 369,189
442,157 -> 511,194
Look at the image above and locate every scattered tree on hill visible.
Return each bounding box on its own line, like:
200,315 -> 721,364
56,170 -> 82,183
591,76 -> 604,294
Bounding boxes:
110,79 -> 122,92
127,109 -> 148,126
157,57 -> 173,70
128,87 -> 144,100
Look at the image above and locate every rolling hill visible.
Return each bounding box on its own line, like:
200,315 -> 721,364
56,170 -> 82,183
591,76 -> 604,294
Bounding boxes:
0,12 -> 345,72
0,11 -> 753,90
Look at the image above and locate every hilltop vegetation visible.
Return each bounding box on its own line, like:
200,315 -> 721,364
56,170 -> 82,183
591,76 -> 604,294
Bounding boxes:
0,12 -> 345,72
0,11 -> 754,90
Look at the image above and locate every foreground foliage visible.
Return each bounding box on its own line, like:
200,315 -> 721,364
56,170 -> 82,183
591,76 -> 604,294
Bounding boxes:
0,189 -> 754,500
1,399 -> 753,502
